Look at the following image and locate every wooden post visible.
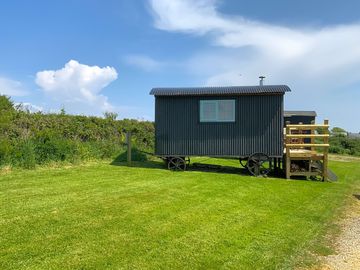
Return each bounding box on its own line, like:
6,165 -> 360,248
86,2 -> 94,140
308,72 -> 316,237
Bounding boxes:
298,122 -> 303,145
310,120 -> 315,175
285,123 -> 291,179
126,131 -> 132,166
323,119 -> 329,181
310,120 -> 315,152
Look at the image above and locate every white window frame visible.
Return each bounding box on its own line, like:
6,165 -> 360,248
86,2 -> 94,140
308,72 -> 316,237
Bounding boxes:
199,99 -> 236,122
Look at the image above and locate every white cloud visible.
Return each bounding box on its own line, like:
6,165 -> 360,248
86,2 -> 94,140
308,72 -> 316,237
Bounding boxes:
149,0 -> 360,130
150,0 -> 230,34
149,0 -> 360,86
124,54 -> 164,72
35,60 -> 118,111
0,77 -> 28,96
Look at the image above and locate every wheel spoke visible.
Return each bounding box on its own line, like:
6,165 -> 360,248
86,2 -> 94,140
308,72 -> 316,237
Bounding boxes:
247,153 -> 271,177
168,157 -> 186,171
169,159 -> 176,168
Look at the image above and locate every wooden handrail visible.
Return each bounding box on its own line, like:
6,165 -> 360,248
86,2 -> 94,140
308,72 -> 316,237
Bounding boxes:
285,134 -> 329,138
286,143 -> 329,147
287,124 -> 329,128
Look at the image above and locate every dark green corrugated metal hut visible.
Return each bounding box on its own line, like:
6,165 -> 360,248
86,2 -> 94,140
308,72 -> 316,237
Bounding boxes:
284,111 -> 316,126
150,85 -> 291,158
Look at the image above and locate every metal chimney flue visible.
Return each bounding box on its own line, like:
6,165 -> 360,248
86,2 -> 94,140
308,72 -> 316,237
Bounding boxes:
259,76 -> 265,86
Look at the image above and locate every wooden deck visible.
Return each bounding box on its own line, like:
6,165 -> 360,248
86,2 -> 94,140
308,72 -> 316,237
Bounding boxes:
286,149 -> 324,159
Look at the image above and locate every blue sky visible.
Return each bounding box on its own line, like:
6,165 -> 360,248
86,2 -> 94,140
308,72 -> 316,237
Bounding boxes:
0,0 -> 359,131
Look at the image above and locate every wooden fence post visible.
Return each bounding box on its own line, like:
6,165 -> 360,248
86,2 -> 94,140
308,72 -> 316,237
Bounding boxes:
323,119 -> 329,181
285,121 -> 291,179
310,120 -> 315,153
126,131 -> 132,167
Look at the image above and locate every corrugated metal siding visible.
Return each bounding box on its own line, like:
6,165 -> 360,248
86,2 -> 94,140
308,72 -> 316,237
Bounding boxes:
150,85 -> 290,96
155,95 -> 284,157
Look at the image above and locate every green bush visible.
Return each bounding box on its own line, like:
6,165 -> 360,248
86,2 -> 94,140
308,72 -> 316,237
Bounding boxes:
329,135 -> 360,156
0,138 -> 13,165
12,140 -> 36,169
34,136 -> 78,164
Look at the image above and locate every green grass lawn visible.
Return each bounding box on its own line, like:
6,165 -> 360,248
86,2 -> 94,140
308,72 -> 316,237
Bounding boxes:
1,158 -> 360,269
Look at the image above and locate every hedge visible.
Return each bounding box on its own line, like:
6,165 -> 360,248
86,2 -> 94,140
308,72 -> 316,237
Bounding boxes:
0,95 -> 154,168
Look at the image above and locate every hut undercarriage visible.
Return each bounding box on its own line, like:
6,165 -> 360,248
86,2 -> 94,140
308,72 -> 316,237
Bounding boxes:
160,153 -> 283,177
159,119 -> 332,180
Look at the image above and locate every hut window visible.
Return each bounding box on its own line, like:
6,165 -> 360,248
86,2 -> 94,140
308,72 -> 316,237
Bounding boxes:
200,100 -> 235,122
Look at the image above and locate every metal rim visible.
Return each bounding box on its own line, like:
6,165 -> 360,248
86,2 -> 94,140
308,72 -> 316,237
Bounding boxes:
247,153 -> 271,176
167,157 -> 187,171
239,158 -> 247,168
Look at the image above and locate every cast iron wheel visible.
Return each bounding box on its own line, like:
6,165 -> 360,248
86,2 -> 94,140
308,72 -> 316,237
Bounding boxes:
167,157 -> 187,171
247,153 -> 271,176
239,158 -> 247,168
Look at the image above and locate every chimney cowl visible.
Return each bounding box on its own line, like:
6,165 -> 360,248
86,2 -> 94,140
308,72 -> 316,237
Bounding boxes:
259,76 -> 265,86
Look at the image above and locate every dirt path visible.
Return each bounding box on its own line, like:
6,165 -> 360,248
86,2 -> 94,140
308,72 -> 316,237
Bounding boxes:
320,194 -> 360,270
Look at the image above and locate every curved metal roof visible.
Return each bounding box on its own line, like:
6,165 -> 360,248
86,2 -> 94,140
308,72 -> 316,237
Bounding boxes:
150,85 -> 291,96
284,111 -> 317,117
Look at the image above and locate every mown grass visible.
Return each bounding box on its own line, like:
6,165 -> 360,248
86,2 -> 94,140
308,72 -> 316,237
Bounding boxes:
1,158 -> 359,269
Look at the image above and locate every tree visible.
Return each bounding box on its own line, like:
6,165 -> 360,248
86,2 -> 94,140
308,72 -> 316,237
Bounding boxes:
331,127 -> 347,138
103,111 -> 118,121
0,95 -> 16,132
60,107 -> 66,115
331,127 -> 346,133
0,95 -> 15,112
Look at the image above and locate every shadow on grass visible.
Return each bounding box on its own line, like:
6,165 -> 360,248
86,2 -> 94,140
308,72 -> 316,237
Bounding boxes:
110,151 -> 325,182
353,194 -> 360,200
111,159 -> 165,169
110,152 -> 291,180
111,148 -> 148,163
110,149 -> 164,169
